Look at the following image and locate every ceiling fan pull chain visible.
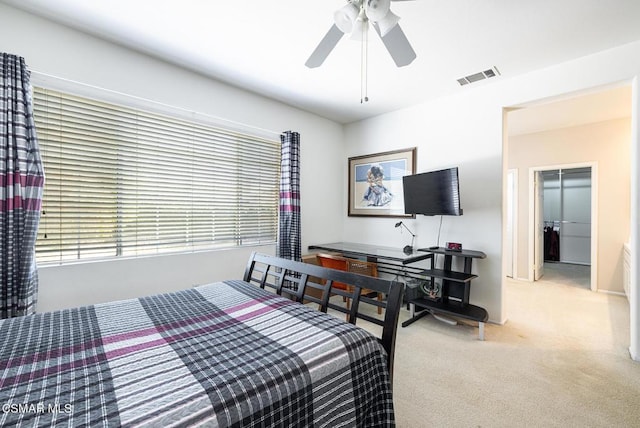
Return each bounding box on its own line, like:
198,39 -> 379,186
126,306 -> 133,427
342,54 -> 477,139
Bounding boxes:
364,21 -> 369,102
360,22 -> 364,103
361,19 -> 369,103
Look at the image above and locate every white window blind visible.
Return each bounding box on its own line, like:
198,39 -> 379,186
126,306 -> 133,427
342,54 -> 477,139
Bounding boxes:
32,87 -> 281,264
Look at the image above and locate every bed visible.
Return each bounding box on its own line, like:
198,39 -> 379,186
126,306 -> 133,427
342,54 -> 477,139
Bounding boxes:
0,252 -> 403,427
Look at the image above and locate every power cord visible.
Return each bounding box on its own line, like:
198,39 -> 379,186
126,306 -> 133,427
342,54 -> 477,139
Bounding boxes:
436,215 -> 443,248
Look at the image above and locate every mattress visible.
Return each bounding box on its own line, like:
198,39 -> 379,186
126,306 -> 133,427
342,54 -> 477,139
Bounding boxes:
0,279 -> 394,427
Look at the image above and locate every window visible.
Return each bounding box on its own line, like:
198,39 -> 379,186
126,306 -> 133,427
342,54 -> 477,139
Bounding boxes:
33,87 -> 281,264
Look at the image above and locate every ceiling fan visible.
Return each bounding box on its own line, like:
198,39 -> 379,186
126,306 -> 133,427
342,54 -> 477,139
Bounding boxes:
305,0 -> 417,69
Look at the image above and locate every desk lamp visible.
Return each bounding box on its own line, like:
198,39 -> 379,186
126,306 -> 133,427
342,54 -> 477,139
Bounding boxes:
394,221 -> 416,255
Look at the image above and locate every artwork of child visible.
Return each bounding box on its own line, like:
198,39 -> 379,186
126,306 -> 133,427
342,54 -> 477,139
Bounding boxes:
362,164 -> 393,207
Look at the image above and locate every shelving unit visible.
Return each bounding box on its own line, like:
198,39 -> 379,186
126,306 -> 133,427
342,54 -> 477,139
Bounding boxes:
402,247 -> 488,340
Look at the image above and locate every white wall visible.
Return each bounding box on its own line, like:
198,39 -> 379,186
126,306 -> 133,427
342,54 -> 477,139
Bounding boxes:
0,3 -> 345,311
345,90 -> 504,322
630,77 -> 639,361
345,40 -> 640,325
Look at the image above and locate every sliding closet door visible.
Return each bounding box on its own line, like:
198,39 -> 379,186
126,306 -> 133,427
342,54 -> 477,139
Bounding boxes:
560,168 -> 591,264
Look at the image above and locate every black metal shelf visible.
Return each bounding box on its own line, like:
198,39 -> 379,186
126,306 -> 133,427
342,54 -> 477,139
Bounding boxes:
402,297 -> 488,327
417,247 -> 486,260
403,247 -> 488,340
419,268 -> 477,283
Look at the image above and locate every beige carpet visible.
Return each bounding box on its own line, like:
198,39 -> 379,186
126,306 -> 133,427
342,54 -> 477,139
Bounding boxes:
387,278 -> 639,428
541,262 -> 591,289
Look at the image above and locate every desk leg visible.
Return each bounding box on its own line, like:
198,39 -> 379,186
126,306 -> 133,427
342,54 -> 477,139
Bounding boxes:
401,305 -> 430,328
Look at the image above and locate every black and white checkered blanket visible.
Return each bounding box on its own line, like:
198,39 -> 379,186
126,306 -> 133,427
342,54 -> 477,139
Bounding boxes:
0,280 -> 394,427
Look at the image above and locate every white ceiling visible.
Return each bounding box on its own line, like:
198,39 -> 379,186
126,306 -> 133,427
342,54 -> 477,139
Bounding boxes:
4,0 -> 640,124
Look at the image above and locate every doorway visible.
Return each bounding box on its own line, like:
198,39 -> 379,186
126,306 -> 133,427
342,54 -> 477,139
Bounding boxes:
536,167 -> 593,289
530,163 -> 597,291
502,81 -> 636,361
505,85 -> 631,293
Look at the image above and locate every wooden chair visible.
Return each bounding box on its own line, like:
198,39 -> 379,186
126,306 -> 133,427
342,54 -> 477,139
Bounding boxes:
316,253 -> 351,314
346,258 -> 383,315
316,254 -> 382,316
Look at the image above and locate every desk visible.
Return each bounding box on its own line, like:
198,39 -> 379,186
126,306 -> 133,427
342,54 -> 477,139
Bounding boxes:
307,242 -> 431,280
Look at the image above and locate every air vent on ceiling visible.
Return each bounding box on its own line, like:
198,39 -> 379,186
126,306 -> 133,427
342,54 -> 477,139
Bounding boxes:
457,66 -> 501,86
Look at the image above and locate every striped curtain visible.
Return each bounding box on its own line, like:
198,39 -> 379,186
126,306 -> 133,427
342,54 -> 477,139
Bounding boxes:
277,131 -> 301,262
1,53 -> 44,318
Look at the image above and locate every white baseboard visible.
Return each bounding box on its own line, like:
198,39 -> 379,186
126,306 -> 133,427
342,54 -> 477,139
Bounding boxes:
597,289 -> 626,297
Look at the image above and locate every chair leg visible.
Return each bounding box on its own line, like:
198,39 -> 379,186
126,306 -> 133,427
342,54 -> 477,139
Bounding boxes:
345,285 -> 352,310
377,293 -> 382,315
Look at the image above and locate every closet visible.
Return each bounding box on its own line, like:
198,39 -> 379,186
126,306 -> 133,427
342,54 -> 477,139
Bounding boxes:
542,168 -> 591,265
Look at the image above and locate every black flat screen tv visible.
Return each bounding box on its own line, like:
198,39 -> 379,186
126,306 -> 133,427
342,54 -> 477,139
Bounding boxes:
402,167 -> 463,216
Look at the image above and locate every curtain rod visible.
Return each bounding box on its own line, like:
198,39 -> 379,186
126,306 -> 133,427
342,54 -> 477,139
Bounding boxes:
29,70 -> 283,139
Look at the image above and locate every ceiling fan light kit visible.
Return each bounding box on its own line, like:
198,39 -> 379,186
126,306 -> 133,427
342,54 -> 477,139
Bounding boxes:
305,0 -> 417,70
375,10 -> 400,36
364,0 -> 391,22
334,3 -> 360,33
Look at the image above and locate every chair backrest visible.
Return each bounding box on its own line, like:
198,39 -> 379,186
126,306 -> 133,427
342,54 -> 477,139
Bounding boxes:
316,253 -> 349,290
243,252 -> 404,382
346,258 -> 378,277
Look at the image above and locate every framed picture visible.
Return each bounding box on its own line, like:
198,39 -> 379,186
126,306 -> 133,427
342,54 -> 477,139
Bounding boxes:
348,147 -> 416,217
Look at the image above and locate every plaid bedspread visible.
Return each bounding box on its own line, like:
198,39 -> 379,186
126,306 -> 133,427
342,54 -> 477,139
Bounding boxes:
0,280 -> 394,427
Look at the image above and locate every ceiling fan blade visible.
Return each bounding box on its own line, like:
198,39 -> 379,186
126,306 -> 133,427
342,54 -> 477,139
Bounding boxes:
305,24 -> 345,68
374,23 -> 416,67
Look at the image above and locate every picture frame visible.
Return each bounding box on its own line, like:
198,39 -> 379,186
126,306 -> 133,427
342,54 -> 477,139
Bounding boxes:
348,147 -> 417,217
